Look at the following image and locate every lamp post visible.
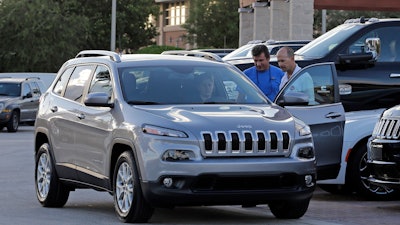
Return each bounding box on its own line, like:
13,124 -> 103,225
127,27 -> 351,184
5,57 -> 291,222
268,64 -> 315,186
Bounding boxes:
111,0 -> 116,51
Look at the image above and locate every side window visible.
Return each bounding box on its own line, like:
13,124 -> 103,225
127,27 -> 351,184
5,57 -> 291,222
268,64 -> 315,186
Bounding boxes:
88,66 -> 113,99
282,64 -> 336,106
30,81 -> 41,96
53,67 -> 74,96
344,27 -> 400,62
64,65 -> 94,102
22,83 -> 31,97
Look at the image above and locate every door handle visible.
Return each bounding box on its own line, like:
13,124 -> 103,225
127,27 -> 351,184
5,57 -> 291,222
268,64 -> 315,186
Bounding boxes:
76,113 -> 85,120
325,112 -> 341,119
50,106 -> 58,112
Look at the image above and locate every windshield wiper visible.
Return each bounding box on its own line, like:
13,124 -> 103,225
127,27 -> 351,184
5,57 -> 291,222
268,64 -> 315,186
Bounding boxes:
127,101 -> 160,105
203,101 -> 234,104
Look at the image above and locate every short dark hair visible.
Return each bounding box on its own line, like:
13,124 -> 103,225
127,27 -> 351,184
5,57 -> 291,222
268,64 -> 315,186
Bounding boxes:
251,44 -> 270,58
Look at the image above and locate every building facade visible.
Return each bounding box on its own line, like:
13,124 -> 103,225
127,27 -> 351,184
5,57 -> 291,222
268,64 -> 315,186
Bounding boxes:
155,0 -> 189,49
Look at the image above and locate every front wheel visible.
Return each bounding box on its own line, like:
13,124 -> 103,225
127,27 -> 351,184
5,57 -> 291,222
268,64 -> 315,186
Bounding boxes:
113,151 -> 154,223
35,143 -> 70,207
347,144 -> 398,200
268,198 -> 311,219
6,111 -> 19,132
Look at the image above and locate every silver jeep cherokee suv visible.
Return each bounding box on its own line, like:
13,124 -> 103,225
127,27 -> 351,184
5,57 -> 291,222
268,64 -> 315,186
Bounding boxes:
34,50 -> 316,223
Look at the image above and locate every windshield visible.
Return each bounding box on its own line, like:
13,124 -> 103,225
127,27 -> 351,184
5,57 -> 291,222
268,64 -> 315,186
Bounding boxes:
296,24 -> 363,58
0,83 -> 21,96
119,65 -> 268,105
222,44 -> 254,60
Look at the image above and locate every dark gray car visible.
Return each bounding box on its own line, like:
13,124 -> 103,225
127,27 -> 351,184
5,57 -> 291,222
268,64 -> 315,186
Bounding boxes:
0,77 -> 45,132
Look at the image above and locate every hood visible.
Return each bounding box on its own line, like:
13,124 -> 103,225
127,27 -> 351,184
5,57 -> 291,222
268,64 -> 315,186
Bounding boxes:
383,105 -> 400,118
0,96 -> 18,102
134,104 -> 294,135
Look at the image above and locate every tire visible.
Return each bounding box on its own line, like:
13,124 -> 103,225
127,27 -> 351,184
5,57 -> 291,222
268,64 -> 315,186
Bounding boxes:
35,143 -> 70,207
268,198 -> 311,219
113,151 -> 154,223
6,111 -> 19,132
347,144 -> 398,200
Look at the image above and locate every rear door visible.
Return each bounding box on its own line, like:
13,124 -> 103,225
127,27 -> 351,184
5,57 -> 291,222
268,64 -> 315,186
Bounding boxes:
275,62 -> 345,180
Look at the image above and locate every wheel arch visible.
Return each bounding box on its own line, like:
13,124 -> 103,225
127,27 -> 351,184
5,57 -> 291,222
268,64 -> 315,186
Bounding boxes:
109,140 -> 141,191
344,135 -> 370,185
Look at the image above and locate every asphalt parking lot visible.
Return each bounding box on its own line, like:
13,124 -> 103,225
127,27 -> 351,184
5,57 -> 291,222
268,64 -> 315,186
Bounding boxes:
1,126 -> 399,225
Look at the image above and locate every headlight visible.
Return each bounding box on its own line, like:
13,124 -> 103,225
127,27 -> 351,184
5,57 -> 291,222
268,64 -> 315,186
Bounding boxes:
294,118 -> 311,136
142,124 -> 188,138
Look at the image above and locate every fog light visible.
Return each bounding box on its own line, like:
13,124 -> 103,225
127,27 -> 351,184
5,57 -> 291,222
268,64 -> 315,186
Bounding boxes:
298,147 -> 314,159
163,178 -> 173,188
162,150 -> 193,161
305,175 -> 314,187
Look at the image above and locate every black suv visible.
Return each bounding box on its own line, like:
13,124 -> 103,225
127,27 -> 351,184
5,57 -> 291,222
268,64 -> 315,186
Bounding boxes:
368,104 -> 400,192
227,18 -> 400,112
0,77 -> 45,132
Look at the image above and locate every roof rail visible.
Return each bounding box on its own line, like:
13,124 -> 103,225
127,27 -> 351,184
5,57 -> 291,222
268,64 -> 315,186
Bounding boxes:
161,50 -> 223,62
26,77 -> 40,80
76,50 -> 121,63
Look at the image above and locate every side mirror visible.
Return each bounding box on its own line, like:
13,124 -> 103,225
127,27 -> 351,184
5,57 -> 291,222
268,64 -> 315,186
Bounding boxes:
84,92 -> 114,108
276,91 -> 309,106
23,92 -> 33,99
365,37 -> 380,61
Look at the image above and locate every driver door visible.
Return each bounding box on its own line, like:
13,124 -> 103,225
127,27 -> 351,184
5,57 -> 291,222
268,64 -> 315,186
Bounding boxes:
275,62 -> 345,180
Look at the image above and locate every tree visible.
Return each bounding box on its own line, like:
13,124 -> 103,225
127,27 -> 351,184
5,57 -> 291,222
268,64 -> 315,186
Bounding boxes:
0,0 -> 89,72
183,0 -> 239,49
0,0 -> 159,72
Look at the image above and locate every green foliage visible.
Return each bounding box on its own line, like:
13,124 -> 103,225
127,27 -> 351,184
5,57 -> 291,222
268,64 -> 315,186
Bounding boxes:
183,0 -> 239,49
0,0 -> 159,72
0,0 -> 89,72
135,45 -> 183,54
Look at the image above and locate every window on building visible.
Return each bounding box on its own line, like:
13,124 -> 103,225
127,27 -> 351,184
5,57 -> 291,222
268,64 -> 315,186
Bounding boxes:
165,1 -> 186,26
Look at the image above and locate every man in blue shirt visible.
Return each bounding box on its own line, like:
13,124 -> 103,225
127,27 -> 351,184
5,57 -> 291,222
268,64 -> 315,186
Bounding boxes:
243,45 -> 284,101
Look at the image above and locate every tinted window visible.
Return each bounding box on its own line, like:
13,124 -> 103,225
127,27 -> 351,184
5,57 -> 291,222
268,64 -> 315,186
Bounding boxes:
88,65 -> 113,100
53,67 -> 74,96
119,65 -> 268,104
281,64 -> 336,105
64,65 -> 94,102
22,83 -> 31,97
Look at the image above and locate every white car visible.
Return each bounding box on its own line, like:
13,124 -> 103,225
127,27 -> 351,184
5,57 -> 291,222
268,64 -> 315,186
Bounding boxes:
318,108 -> 399,200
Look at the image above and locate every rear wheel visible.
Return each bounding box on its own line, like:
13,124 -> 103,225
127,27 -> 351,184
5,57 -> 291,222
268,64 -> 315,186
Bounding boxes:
113,151 -> 154,223
35,143 -> 70,207
269,198 -> 311,219
347,144 -> 398,200
6,111 -> 19,132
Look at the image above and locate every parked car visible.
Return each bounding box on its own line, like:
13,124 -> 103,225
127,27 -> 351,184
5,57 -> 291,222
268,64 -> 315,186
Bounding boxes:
227,17 -> 400,112
222,39 -> 311,61
191,48 -> 236,58
34,50 -> 344,223
0,77 -> 46,132
367,104 -> 400,193
318,108 -> 398,200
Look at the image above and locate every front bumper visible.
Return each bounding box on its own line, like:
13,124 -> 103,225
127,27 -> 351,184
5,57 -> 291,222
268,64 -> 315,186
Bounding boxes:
367,139 -> 400,189
141,171 -> 316,207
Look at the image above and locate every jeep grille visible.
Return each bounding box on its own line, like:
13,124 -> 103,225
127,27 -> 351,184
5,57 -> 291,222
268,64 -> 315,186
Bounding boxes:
374,118 -> 400,139
201,131 -> 291,157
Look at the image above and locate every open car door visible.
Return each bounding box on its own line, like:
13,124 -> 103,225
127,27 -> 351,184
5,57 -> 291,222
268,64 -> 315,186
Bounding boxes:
275,62 -> 345,180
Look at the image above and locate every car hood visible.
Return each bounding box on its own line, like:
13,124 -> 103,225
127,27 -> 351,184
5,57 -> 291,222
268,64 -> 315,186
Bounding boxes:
0,96 -> 18,102
133,104 -> 294,133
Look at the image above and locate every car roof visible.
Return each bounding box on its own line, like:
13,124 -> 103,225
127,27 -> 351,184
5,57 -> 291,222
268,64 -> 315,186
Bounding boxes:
0,77 -> 40,83
64,51 -> 230,69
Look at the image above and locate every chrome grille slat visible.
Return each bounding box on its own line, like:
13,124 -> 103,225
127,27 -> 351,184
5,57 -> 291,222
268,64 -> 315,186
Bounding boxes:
201,130 -> 291,157
375,118 -> 400,140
